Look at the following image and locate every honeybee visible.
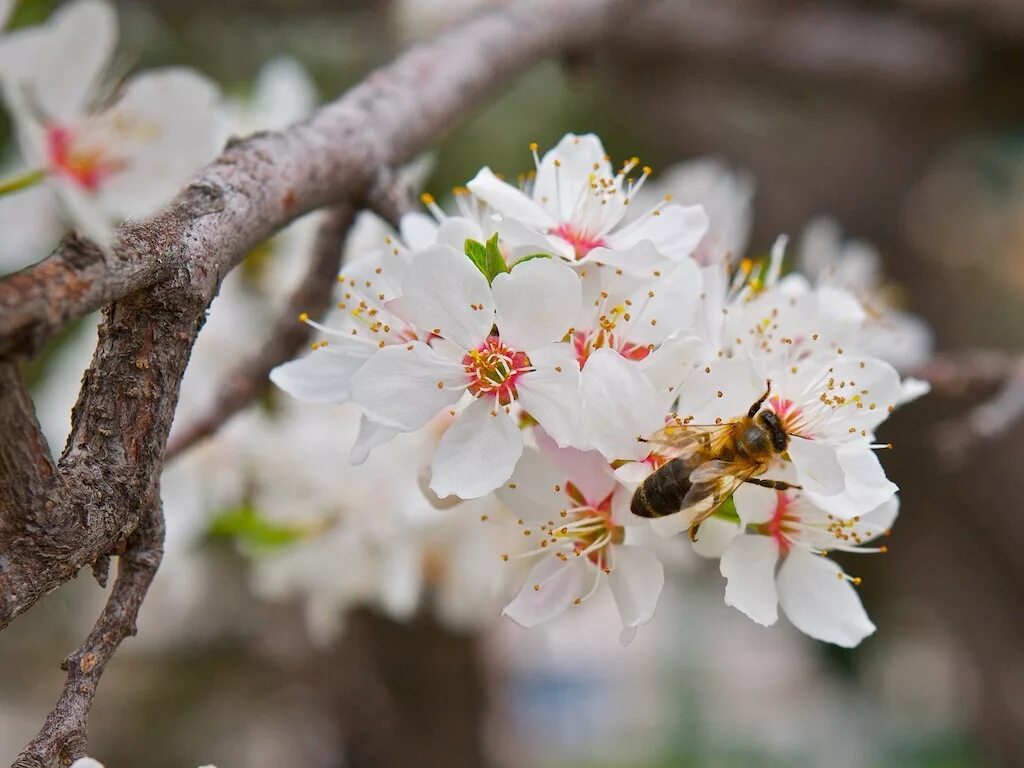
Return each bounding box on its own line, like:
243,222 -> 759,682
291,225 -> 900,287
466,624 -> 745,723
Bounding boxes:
630,381 -> 802,541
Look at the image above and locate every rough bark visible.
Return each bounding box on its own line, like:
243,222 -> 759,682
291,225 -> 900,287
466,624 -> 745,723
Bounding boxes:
13,494 -> 165,768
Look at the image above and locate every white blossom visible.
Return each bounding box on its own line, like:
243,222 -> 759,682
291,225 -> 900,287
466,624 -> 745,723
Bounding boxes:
350,246 -> 584,498
498,438 -> 663,643
468,133 -> 708,275
0,0 -> 223,247
711,479 -> 898,648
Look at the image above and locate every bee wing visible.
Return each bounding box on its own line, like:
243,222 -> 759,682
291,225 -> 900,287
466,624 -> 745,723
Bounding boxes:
641,422 -> 736,460
679,459 -> 759,530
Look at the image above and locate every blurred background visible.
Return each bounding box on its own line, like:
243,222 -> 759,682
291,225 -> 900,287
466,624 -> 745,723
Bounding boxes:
2,0 -> 1024,766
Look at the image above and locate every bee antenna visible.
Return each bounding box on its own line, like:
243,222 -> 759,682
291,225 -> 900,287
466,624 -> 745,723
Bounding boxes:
749,379 -> 773,418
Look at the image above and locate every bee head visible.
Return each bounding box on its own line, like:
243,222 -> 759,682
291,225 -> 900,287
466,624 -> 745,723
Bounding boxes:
757,409 -> 789,453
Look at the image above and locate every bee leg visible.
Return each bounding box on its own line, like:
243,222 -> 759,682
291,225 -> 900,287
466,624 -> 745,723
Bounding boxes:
747,379 -> 773,418
743,477 -> 802,491
688,522 -> 702,542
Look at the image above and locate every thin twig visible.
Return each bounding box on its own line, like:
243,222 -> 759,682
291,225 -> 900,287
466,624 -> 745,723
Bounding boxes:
917,351 -> 1024,468
13,494 -> 165,768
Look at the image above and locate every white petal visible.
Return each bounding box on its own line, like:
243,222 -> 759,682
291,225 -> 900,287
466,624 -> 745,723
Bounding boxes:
805,447 -> 897,519
580,348 -> 665,461
604,204 -> 709,261
348,414 -> 400,465
534,428 -> 618,504
620,258 -> 703,347
503,555 -> 588,628
0,0 -> 117,121
467,167 -> 554,229
270,341 -> 374,403
492,257 -> 580,350
378,538 -> 423,620
788,435 -> 845,496
690,516 -> 741,559
859,494 -> 900,539
582,239 -> 670,276
0,0 -> 12,29
534,133 -> 612,221
401,243 -> 494,349
515,344 -> 583,448
642,334 -> 703,401
399,211 -> 439,251
607,545 -> 665,628
496,216 -> 567,259
777,549 -> 875,648
249,55 -> 317,130
349,341 -> 464,431
97,68 -> 224,219
720,534 -> 780,626
733,483 -> 779,526
495,446 -> 566,521
434,215 -> 486,251
649,511 -> 692,538
619,626 -> 639,647
536,133 -> 606,219
897,377 -> 931,405
49,174 -> 115,247
69,760 -> 106,768
674,357 -> 763,425
430,398 -> 523,499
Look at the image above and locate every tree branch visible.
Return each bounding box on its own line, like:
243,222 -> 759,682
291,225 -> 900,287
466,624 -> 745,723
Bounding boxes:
612,0 -> 971,90
164,204 -> 355,460
0,0 -> 637,359
13,493 -> 164,768
914,350 -> 1024,467
0,360 -> 57,518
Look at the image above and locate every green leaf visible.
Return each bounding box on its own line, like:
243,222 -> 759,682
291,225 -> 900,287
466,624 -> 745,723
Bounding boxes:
464,233 -> 508,284
207,502 -> 326,552
711,496 -> 740,525
511,253 -> 552,267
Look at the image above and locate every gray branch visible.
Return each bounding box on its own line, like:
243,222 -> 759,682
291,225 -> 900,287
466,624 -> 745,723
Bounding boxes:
13,494 -> 164,768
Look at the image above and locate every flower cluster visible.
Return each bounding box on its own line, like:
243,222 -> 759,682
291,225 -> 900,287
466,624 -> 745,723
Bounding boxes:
272,132 -> 928,647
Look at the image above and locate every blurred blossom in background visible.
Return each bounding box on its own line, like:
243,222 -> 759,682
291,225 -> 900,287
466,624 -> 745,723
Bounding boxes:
2,1 -> 1023,767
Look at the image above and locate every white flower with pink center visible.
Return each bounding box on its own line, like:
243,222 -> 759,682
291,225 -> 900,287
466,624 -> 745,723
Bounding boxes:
707,480 -> 898,648
497,440 -> 664,643
666,354 -> 902,523
571,255 -> 703,370
271,211 -> 495,460
466,133 -> 708,275
634,157 -> 755,267
0,0 -> 223,247
349,245 -> 584,499
580,348 -> 904,538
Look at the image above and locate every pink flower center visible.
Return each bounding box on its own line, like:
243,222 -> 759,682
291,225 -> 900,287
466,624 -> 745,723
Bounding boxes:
462,336 -> 531,406
769,395 -> 812,438
45,124 -> 126,192
762,491 -> 797,555
552,222 -> 606,260
572,330 -> 651,366
563,484 -> 624,567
